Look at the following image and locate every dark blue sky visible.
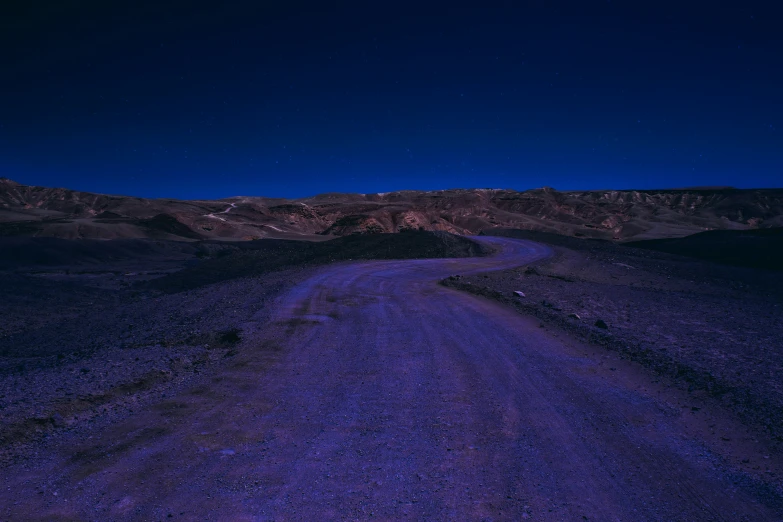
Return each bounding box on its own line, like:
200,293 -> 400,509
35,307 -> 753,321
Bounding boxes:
1,1 -> 781,199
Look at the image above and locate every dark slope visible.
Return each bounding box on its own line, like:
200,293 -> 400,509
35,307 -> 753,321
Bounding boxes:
146,231 -> 489,293
626,228 -> 783,271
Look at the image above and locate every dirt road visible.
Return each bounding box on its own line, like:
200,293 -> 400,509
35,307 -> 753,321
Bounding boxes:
2,238 -> 780,520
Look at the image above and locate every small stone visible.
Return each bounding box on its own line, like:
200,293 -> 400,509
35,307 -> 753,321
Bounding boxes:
568,313 -> 581,319
220,449 -> 235,456
514,291 -> 525,297
595,319 -> 609,329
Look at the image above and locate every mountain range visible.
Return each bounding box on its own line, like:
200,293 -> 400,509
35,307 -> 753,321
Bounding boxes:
2,178 -> 782,242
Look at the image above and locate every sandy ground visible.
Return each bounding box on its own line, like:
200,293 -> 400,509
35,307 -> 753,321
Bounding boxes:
1,237 -> 781,520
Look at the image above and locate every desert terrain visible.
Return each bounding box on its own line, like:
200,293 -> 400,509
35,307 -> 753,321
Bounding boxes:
1,182 -> 782,519
3,177 -> 783,242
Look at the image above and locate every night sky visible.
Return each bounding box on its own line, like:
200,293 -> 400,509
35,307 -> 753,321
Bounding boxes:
1,1 -> 781,199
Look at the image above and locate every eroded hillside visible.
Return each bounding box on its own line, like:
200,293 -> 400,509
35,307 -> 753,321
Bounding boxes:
2,178 -> 781,241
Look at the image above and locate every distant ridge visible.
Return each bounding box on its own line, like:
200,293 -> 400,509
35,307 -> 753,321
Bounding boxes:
1,178 -> 782,242
676,186 -> 737,190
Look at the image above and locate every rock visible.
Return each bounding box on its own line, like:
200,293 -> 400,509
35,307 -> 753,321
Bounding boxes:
514,291 -> 525,297
595,319 -> 609,329
524,267 -> 539,275
568,313 -> 581,320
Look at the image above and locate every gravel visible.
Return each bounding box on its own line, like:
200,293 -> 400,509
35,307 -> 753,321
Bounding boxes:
442,229 -> 783,440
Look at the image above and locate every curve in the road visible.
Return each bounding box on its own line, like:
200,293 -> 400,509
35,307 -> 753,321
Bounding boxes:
1,237 -> 778,521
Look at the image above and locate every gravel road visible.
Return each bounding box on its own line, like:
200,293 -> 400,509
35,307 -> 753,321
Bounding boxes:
1,237 -> 779,520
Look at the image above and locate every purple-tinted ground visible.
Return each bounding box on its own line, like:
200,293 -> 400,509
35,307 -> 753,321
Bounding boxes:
1,237 -> 781,520
448,229 -> 783,440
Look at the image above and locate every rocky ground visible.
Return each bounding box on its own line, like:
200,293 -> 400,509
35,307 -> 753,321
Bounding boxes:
0,232 -> 486,463
2,235 -> 781,520
442,229 -> 783,443
2,231 -> 783,519
0,267 -> 312,464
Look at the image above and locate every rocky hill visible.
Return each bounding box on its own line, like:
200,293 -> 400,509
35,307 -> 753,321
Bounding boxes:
1,178 -> 782,241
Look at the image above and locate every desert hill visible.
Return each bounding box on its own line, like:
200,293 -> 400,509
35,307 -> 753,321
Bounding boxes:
1,178 -> 782,241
